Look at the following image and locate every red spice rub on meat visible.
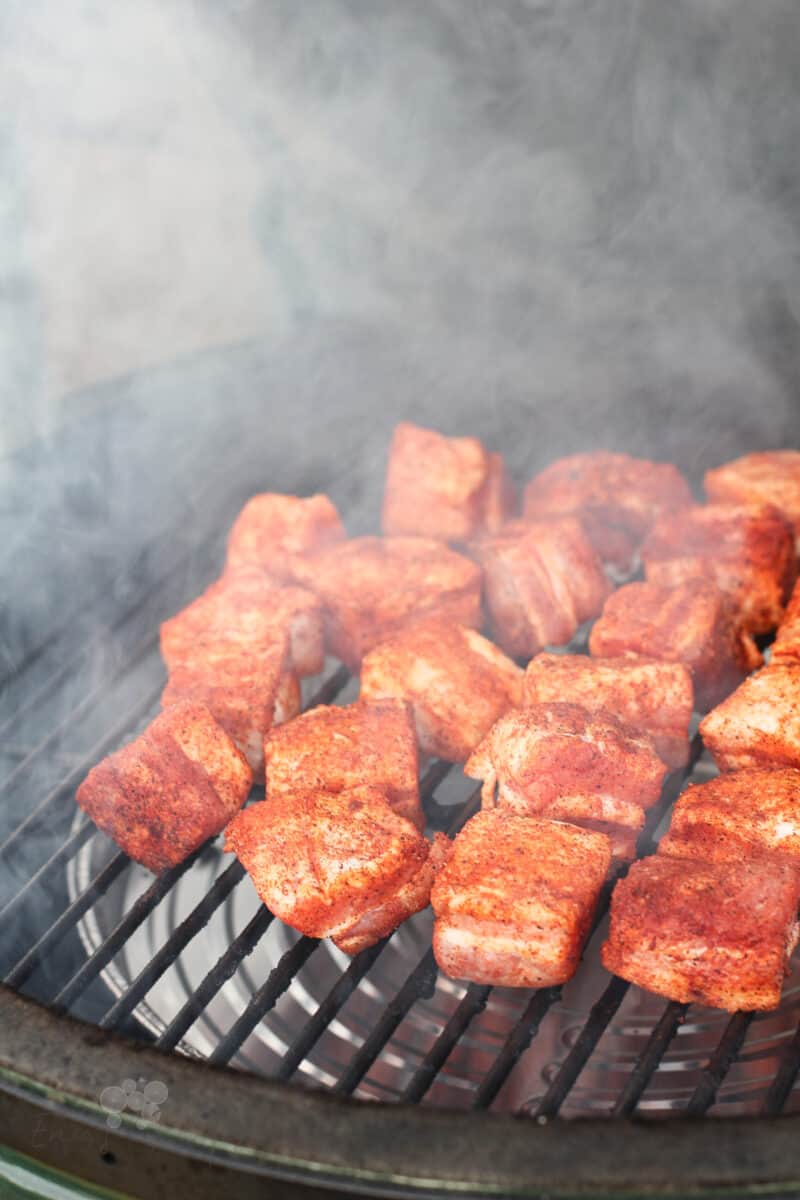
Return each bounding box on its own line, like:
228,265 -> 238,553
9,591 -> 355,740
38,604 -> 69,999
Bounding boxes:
705,451 -> 800,549
699,662 -> 800,772
225,492 -> 345,580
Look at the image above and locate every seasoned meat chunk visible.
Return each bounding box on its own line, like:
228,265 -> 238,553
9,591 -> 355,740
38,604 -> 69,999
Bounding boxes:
659,768 -> 800,869
76,702 -> 252,872
290,536 -> 482,670
264,698 -> 422,828
470,517 -> 610,660
602,855 -> 800,1011
225,492 -> 345,579
641,503 -> 796,635
705,451 -> 800,550
523,452 -> 692,573
431,809 -> 611,987
771,577 -> 800,665
382,422 -> 515,542
359,619 -> 523,762
465,703 -> 667,851
589,578 -> 761,711
523,653 -> 693,769
699,662 -> 800,772
225,786 -> 449,955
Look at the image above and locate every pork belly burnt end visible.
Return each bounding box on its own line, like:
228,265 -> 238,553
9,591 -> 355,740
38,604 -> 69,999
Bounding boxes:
641,503 -> 796,635
699,662 -> 800,772
602,855 -> 800,1011
225,492 -> 346,579
771,578 -> 800,665
522,451 -> 693,573
382,421 -> 515,542
290,536 -> 482,670
225,786 -> 449,955
589,578 -> 762,711
359,620 -> 523,762
705,451 -> 800,550
76,701 -> 252,872
161,633 -> 300,778
160,568 -> 325,678
470,517 -> 610,660
431,809 -> 611,987
264,697 -> 422,828
523,653 -> 693,769
465,703 -> 667,854
659,768 -> 800,869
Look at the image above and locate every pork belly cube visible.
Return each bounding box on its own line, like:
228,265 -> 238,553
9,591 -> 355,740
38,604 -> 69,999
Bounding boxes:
470,517 -> 610,660
160,569 -> 324,678
382,422 -> 515,542
76,701 -> 252,873
523,653 -> 693,769
771,578 -> 800,665
431,809 -> 611,987
264,697 -> 422,828
225,786 -> 449,955
359,620 -> 523,762
705,451 -> 800,550
523,452 -> 693,573
659,768 -> 800,869
465,703 -> 667,850
161,634 -> 300,778
290,536 -> 482,670
225,492 -> 346,579
699,662 -> 800,772
589,578 -> 762,711
601,855 -> 800,1011
641,503 -> 796,635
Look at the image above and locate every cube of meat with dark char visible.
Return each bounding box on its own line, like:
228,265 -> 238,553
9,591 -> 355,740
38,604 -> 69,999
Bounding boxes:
225,492 -> 346,579
523,452 -> 693,574
641,503 -> 796,635
465,703 -> 667,857
359,619 -> 523,762
160,568 -> 325,678
523,653 -> 693,769
382,421 -> 515,542
470,517 -> 610,660
589,578 -> 761,711
161,632 -> 299,778
289,536 -> 482,671
659,768 -> 800,869
705,451 -> 800,551
264,698 -> 423,829
225,786 -> 449,955
76,701 -> 252,873
700,662 -> 800,772
602,855 -> 800,1011
431,809 -> 611,987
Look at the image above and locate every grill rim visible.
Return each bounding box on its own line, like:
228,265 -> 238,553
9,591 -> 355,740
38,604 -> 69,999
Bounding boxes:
4,986 -> 800,1200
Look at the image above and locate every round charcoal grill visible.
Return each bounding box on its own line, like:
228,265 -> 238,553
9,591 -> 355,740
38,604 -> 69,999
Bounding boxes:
3,346 -> 800,1200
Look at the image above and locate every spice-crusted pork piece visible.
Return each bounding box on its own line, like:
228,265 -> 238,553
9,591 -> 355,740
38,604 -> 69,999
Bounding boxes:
523,653 -> 693,769
382,421 -> 515,542
658,768 -> 800,869
641,503 -> 796,635
76,701 -> 252,873
225,492 -> 346,579
431,809 -> 611,987
465,703 -> 667,854
225,786 -> 449,955
161,633 -> 299,778
771,578 -> 800,665
705,451 -> 800,550
160,568 -> 325,678
602,855 -> 800,1011
264,697 -> 422,828
290,536 -> 482,671
359,620 -> 523,762
522,452 -> 693,574
699,662 -> 800,772
470,517 -> 610,660
589,578 -> 762,711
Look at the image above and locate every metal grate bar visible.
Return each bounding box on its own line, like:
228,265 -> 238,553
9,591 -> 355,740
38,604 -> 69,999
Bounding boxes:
0,822 -> 96,927
471,987 -> 563,1111
686,1011 -> 755,1116
399,983 -> 492,1105
761,1020 -> 800,1115
612,1001 -> 688,1117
